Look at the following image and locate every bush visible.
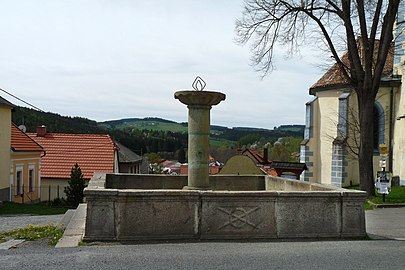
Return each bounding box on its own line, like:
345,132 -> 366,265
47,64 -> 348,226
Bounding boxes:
64,163 -> 85,208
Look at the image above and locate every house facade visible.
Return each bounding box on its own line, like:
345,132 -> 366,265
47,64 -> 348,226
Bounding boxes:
301,4 -> 405,186
116,142 -> 149,174
10,124 -> 44,203
0,96 -> 14,201
242,148 -> 307,179
1,96 -> 43,203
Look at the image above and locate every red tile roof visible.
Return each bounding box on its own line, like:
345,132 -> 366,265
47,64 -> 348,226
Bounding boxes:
310,42 -> 394,91
11,124 -> 44,152
27,132 -> 116,179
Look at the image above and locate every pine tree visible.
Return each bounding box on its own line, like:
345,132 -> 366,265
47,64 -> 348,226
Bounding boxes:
64,163 -> 86,208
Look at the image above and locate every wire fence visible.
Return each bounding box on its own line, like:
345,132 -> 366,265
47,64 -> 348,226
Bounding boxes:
10,184 -> 66,204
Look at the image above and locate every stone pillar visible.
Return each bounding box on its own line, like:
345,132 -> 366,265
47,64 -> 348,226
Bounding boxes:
174,90 -> 225,190
188,104 -> 211,189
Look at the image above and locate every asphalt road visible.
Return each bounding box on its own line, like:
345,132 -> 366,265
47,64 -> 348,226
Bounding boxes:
1,208 -> 405,269
1,240 -> 405,270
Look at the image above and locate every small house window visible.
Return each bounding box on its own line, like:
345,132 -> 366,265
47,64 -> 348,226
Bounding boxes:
16,168 -> 23,195
28,166 -> 35,192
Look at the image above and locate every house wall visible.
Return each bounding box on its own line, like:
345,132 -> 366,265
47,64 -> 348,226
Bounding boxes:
10,153 -> 41,203
40,178 -> 90,201
119,160 -> 149,174
0,106 -> 12,201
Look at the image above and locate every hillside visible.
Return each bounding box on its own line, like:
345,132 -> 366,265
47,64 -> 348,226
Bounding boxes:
99,117 -> 188,133
12,106 -> 304,162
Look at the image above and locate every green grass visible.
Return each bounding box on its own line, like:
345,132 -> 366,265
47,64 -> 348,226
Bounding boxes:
210,138 -> 236,148
0,224 -> 64,246
368,186 -> 405,204
116,121 -> 188,133
345,185 -> 405,209
0,202 -> 68,216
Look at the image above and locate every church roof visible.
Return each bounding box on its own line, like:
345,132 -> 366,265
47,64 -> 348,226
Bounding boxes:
310,42 -> 394,93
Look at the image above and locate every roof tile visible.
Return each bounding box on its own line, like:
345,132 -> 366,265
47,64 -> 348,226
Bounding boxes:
310,42 -> 394,91
27,133 -> 116,179
11,124 -> 43,152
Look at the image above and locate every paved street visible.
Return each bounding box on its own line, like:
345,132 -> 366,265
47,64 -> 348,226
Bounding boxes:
1,240 -> 405,270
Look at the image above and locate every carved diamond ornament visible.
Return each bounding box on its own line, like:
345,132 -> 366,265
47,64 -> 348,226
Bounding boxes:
217,207 -> 260,230
192,76 -> 206,91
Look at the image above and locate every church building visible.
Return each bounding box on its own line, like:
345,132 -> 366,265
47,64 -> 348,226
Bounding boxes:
301,3 -> 405,187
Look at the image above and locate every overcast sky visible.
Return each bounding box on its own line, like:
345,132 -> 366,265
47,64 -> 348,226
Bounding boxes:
0,0 -> 324,129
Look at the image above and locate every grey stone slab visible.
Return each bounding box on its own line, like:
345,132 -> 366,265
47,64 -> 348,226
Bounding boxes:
84,201 -> 116,241
0,239 -> 25,250
200,193 -> 277,239
59,209 -> 75,228
56,204 -> 87,248
341,198 -> 366,237
276,196 -> 341,238
115,195 -> 199,241
55,235 -> 82,248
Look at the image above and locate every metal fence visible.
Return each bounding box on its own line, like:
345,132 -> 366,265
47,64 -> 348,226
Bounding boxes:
10,184 -> 66,203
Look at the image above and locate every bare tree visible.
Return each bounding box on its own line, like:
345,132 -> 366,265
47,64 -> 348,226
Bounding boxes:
236,0 -> 400,196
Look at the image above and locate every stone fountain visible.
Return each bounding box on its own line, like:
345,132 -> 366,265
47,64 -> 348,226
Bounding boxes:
83,78 -> 367,242
174,77 -> 225,189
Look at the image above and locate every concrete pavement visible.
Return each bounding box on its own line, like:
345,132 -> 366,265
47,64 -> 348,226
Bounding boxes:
365,207 -> 405,240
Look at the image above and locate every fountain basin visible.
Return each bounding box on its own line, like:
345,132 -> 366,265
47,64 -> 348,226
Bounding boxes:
174,90 -> 225,106
83,173 -> 366,241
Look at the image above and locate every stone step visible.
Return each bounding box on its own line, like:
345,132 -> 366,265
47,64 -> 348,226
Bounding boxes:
55,204 -> 87,248
59,209 -> 76,228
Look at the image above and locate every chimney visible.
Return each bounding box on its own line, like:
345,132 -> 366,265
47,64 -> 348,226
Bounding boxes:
236,144 -> 242,155
263,147 -> 269,162
37,125 -> 47,137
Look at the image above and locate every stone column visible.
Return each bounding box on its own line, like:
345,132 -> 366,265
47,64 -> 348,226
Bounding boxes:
187,104 -> 211,189
174,90 -> 225,189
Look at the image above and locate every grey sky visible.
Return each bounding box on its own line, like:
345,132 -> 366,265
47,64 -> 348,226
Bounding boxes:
0,0 -> 324,129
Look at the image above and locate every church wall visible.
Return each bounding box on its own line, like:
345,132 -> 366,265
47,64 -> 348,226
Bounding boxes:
392,1 -> 405,184
315,90 -> 341,185
392,70 -> 405,183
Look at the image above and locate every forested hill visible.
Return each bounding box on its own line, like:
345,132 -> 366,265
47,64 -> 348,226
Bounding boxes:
11,106 -> 304,161
12,106 -> 103,134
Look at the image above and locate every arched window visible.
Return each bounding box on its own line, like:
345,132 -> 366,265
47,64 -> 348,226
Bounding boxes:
373,102 -> 385,150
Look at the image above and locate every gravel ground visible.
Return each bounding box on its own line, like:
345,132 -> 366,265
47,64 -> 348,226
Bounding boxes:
0,214 -> 64,232
0,214 -> 65,250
